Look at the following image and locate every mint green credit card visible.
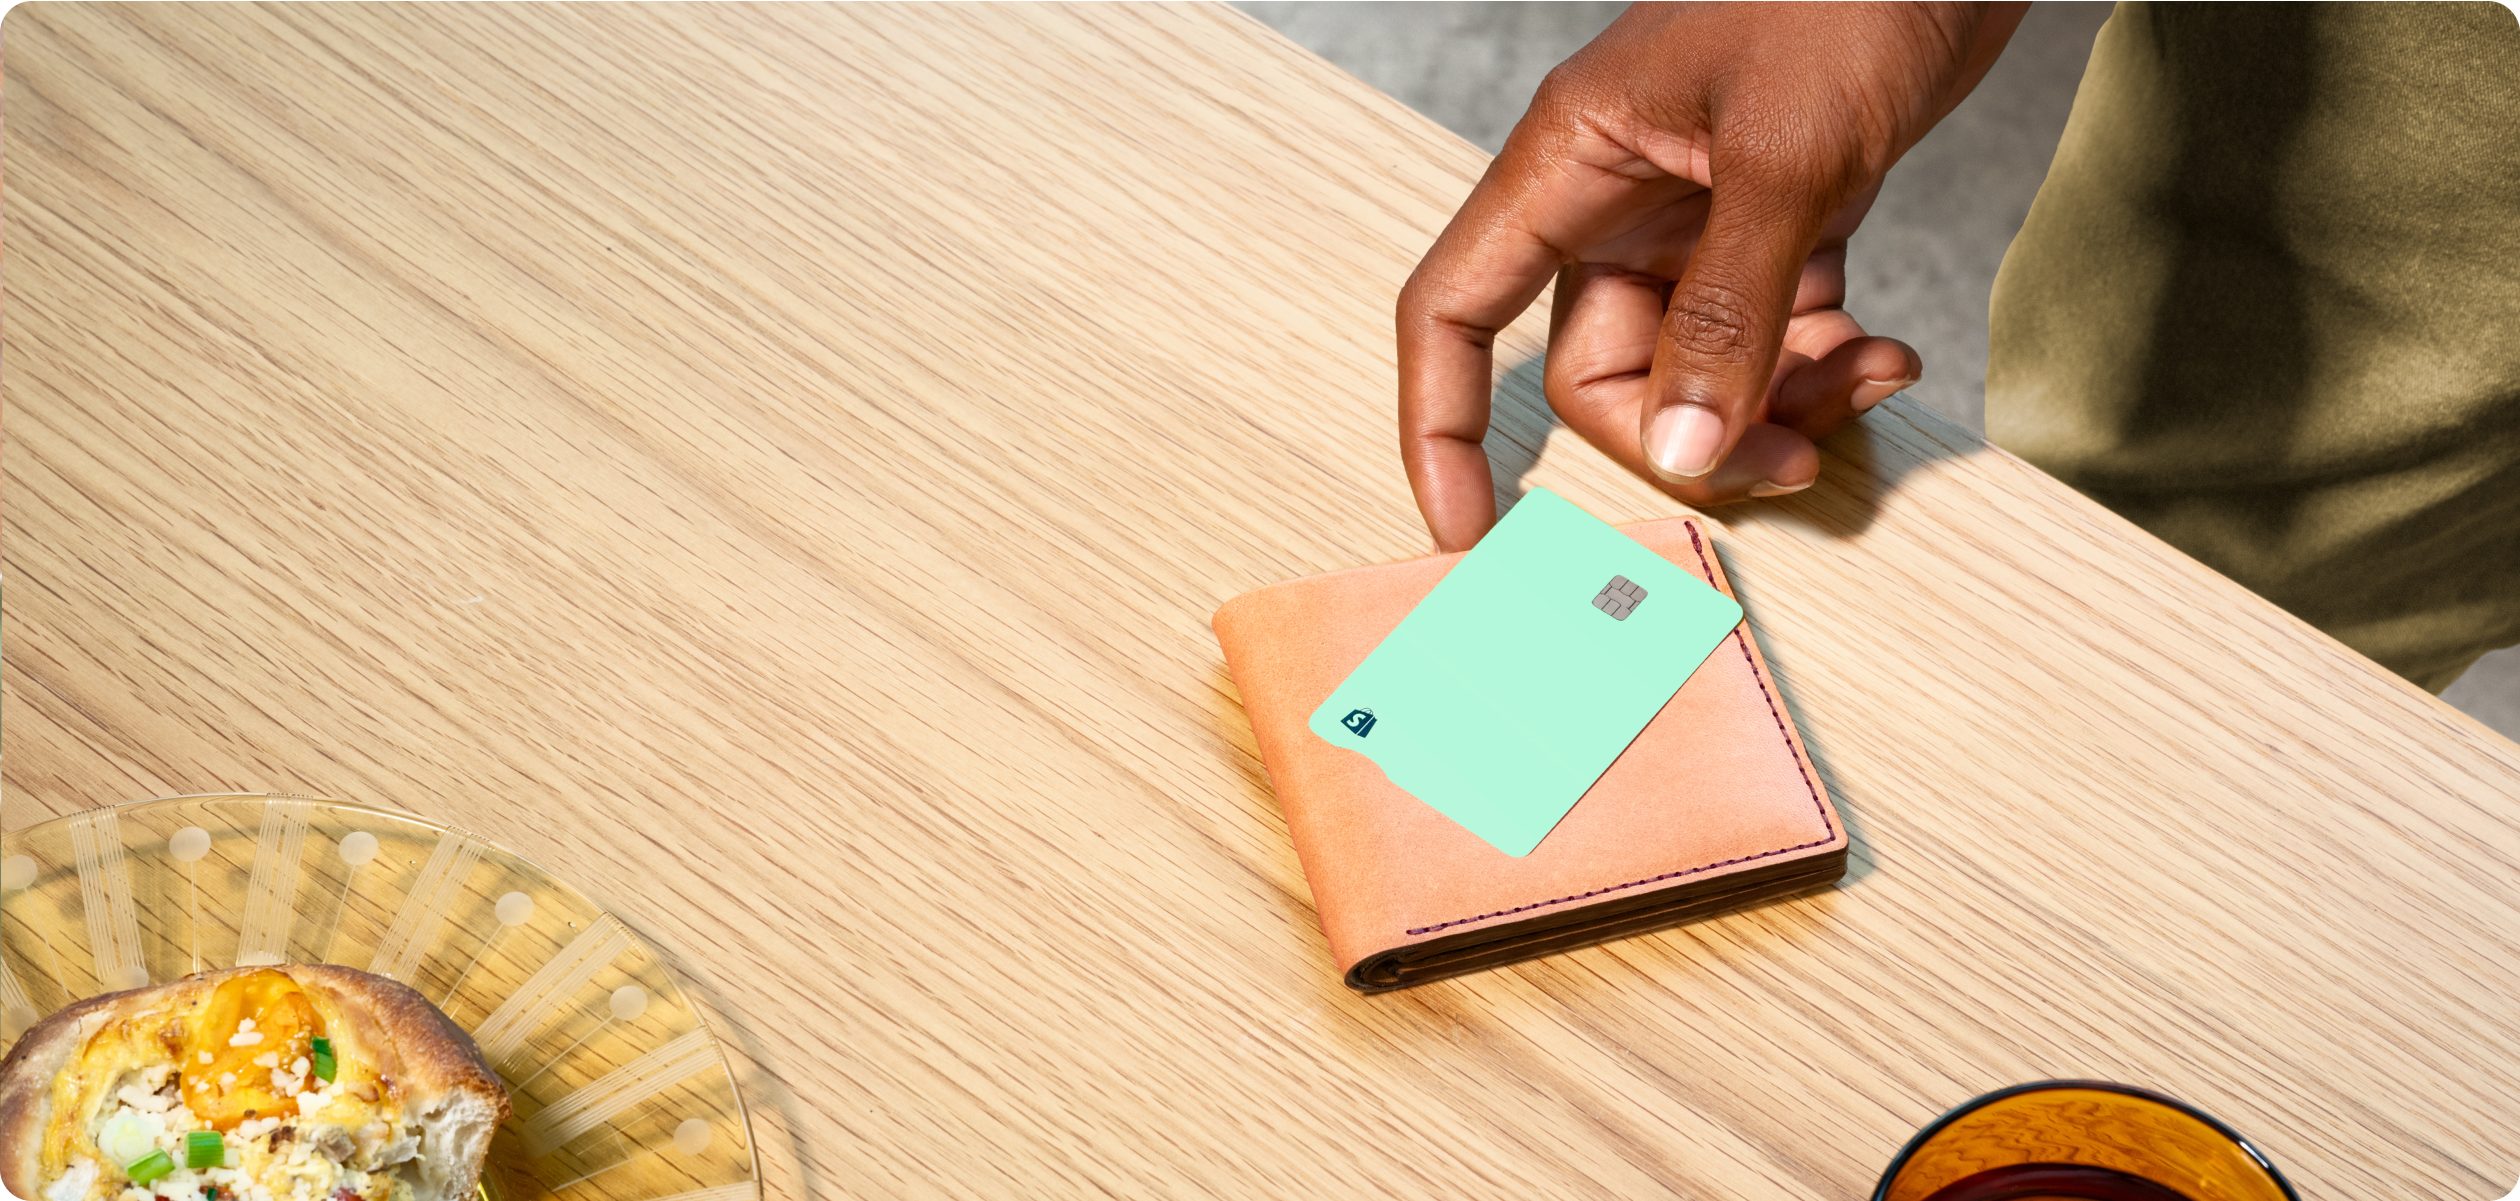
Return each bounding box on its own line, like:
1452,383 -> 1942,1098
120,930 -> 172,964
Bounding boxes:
1309,489 -> 1743,857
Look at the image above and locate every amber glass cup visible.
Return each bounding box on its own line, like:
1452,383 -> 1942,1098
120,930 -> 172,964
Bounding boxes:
1873,1081 -> 2300,1201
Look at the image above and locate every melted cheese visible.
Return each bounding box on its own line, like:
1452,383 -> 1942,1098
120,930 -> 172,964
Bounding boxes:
38,971 -> 412,1201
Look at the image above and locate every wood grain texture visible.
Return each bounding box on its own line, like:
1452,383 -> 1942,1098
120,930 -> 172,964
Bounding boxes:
5,4 -> 2518,1198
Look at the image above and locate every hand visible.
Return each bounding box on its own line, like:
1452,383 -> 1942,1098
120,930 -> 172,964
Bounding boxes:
1396,2 -> 2028,551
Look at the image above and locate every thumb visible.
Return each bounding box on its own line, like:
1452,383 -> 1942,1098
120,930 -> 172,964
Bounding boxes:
1642,170 -> 1832,483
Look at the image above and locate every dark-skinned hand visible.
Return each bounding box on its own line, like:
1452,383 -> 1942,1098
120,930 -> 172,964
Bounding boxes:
1396,2 -> 2029,551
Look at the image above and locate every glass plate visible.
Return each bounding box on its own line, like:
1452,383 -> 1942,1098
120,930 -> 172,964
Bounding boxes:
0,794 -> 757,1201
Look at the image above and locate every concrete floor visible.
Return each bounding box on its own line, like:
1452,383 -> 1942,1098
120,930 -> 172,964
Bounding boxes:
1236,1 -> 2520,738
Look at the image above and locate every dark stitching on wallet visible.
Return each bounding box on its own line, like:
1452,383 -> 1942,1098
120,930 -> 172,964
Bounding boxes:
1687,523 -> 1835,844
1403,524 -> 1838,937
1402,834 -> 1837,935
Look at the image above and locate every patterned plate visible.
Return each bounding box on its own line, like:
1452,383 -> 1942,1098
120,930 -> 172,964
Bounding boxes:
0,794 -> 756,1201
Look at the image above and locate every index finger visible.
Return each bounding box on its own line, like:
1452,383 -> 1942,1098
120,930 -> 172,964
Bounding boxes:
1396,169 -> 1565,552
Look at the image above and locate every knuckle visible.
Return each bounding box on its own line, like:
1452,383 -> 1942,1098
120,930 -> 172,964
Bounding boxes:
1395,270 -> 1439,318
1432,313 -> 1500,351
1530,61 -> 1605,118
1665,284 -> 1762,362
1710,92 -> 1879,201
1396,281 -> 1500,349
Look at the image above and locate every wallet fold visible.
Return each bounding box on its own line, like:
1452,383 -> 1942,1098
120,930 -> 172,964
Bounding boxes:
1213,515 -> 1847,992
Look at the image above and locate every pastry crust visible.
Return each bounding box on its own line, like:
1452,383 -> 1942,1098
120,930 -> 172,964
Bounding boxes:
0,964 -> 509,1201
0,987 -> 126,1193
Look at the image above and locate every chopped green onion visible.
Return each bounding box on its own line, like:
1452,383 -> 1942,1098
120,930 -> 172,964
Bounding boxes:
126,1150 -> 175,1185
184,1130 -> 224,1169
205,1188 -> 219,1201
311,1035 -> 337,1082
100,1114 -> 157,1164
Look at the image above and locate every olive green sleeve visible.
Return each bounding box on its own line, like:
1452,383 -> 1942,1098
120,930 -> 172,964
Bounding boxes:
1987,2 -> 2520,691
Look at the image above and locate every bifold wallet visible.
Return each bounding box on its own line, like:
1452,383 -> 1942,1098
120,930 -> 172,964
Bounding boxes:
1213,515 -> 1847,992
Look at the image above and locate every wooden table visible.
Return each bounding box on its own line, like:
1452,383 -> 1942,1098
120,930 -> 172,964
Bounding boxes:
7,6 -> 2518,1198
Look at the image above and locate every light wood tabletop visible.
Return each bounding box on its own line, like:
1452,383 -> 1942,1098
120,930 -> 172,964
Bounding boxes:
7,5 -> 2519,1198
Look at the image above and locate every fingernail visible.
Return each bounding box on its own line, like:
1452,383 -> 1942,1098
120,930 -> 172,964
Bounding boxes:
1647,405 -> 1726,479
1749,479 -> 1811,498
1852,375 -> 1920,412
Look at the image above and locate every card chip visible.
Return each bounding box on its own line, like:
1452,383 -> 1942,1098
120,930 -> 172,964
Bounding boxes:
1592,575 -> 1646,620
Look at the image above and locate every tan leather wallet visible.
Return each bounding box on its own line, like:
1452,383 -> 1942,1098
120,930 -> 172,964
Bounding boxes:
1213,515 -> 1847,992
